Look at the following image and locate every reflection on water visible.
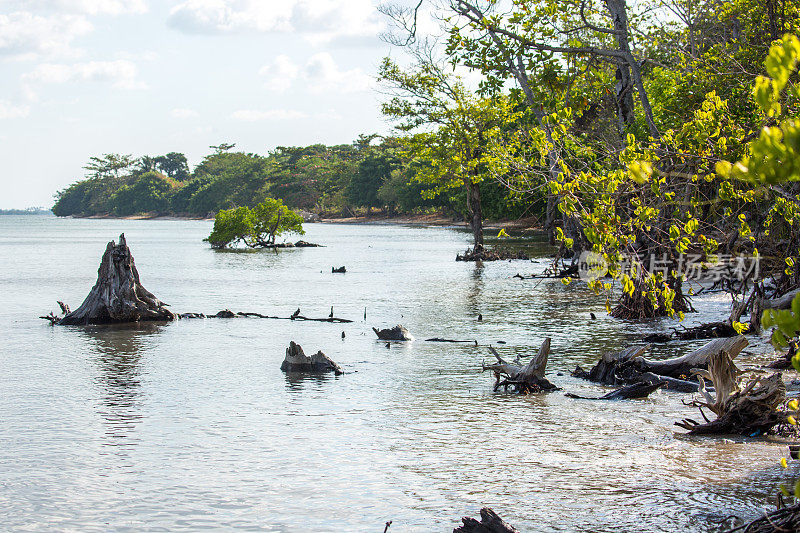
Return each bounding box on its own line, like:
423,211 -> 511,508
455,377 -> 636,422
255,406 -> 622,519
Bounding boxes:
283,371 -> 340,391
466,262 -> 485,316
0,217 -> 788,532
79,325 -> 164,447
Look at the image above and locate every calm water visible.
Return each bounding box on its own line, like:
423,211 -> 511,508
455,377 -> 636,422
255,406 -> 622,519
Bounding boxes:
0,215 -> 791,532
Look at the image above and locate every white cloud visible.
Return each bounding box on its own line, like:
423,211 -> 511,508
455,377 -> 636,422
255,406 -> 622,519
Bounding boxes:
0,0 -> 147,15
0,100 -> 30,119
258,52 -> 373,94
303,52 -> 374,93
231,109 -> 309,121
168,0 -> 382,43
0,11 -> 92,59
171,107 -> 199,118
258,54 -> 299,92
22,60 -> 147,90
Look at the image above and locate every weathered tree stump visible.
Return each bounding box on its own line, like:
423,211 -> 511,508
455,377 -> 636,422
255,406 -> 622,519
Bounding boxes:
483,338 -> 559,393
373,325 -> 413,341
572,345 -> 649,385
454,508 -> 519,533
56,234 -> 175,325
675,349 -> 786,435
280,341 -> 343,375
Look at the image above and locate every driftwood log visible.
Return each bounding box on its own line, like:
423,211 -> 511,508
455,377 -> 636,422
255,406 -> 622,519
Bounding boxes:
52,234 -> 175,325
453,508 -> 518,533
565,381 -> 664,400
483,338 -> 558,393
177,310 -> 353,323
280,341 -> 343,375
573,336 -> 749,391
373,325 -> 413,341
675,349 -> 786,435
426,338 -> 478,344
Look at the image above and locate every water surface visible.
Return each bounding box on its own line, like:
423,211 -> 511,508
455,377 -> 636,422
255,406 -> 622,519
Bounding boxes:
0,215 -> 790,532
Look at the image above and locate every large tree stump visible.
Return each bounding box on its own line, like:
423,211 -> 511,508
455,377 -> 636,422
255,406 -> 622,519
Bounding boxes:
676,349 -> 786,435
280,341 -> 343,375
58,234 -> 175,325
454,508 -> 519,533
483,338 -> 558,393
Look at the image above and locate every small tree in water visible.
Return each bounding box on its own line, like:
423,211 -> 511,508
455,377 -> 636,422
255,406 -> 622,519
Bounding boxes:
205,198 -> 304,249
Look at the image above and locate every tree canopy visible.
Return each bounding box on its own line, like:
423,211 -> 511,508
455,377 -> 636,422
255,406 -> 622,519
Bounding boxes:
205,198 -> 305,249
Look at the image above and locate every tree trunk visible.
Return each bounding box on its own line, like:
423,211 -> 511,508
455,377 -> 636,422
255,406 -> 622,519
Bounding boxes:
468,180 -> 484,255
603,0 -> 661,139
58,234 -> 175,325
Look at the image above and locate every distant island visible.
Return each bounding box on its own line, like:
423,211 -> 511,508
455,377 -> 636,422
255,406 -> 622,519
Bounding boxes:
0,207 -> 52,216
49,140 -> 526,224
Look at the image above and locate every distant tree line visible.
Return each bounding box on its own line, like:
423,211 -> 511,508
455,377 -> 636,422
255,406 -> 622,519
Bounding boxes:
52,138 -> 530,221
0,207 -> 52,215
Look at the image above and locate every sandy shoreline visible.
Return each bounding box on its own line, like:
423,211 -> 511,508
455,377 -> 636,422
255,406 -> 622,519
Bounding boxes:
74,212 -> 546,232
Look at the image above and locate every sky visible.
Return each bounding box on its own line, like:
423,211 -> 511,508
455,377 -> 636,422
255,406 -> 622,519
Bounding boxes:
0,0 -> 412,209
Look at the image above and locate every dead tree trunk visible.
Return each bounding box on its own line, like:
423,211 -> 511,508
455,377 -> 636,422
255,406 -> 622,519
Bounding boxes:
58,234 -> 175,325
573,336 -> 749,388
635,335 -> 749,379
483,338 -> 558,393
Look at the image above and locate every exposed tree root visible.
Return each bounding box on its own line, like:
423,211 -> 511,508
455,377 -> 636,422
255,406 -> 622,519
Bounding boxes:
610,268 -> 692,319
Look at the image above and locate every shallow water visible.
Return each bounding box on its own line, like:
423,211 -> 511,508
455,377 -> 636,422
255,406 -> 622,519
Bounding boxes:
0,215 -> 792,532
